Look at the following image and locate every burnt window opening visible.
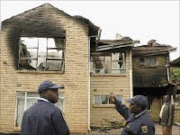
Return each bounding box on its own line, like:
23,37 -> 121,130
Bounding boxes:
90,52 -> 126,74
18,37 -> 65,71
139,57 -> 156,67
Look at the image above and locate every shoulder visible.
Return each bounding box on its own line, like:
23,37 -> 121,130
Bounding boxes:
135,113 -> 154,127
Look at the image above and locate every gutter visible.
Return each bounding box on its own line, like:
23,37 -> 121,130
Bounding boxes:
130,50 -> 133,98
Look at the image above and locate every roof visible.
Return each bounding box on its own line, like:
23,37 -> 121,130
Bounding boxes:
99,37 -> 133,45
132,39 -> 176,56
2,3 -> 100,36
169,57 -> 180,67
96,37 -> 140,52
73,15 -> 100,37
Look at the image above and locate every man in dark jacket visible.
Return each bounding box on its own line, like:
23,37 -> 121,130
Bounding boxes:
21,80 -> 70,135
110,95 -> 155,135
159,95 -> 174,135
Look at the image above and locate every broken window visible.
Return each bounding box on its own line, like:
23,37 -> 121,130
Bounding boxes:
15,92 -> 64,127
139,58 -> 156,67
111,53 -> 126,74
91,52 -> 126,74
18,37 -> 65,71
93,95 -> 123,105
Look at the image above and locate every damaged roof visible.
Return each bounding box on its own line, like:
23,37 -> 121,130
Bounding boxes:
169,57 -> 180,67
1,3 -> 100,36
96,37 -> 140,52
73,15 -> 100,37
132,39 -> 176,56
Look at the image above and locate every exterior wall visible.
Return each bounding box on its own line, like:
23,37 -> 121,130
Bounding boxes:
133,54 -> 169,87
0,7 -> 89,133
133,55 -> 169,122
90,51 -> 131,127
149,98 -> 161,122
174,108 -> 180,123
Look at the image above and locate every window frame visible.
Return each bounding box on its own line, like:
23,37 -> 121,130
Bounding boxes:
139,57 -> 157,67
90,52 -> 126,75
18,37 -> 66,71
93,94 -> 123,106
14,91 -> 65,127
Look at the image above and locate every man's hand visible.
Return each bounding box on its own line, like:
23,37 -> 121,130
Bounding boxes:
110,95 -> 117,103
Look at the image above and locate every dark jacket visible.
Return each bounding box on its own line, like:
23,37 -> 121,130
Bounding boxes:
21,100 -> 69,135
115,100 -> 155,135
160,102 -> 175,126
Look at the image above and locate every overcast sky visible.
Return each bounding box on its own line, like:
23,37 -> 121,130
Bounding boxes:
1,0 -> 179,61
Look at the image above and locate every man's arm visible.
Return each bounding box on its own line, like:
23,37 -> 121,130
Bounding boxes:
110,96 -> 131,120
52,109 -> 70,135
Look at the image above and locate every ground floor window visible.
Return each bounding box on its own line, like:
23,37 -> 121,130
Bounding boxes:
93,95 -> 123,105
15,92 -> 64,127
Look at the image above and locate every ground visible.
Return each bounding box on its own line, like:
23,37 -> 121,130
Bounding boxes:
71,123 -> 180,135
0,124 -> 179,135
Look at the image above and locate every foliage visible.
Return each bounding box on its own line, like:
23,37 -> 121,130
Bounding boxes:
170,67 -> 180,83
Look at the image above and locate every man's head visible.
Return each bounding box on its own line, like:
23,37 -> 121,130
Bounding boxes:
38,81 -> 64,103
126,95 -> 148,114
163,95 -> 170,103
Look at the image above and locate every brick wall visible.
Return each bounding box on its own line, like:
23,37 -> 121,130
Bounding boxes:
90,51 -> 132,127
0,4 -> 89,133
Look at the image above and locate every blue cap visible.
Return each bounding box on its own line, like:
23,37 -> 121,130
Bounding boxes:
38,81 -> 64,93
126,95 -> 148,107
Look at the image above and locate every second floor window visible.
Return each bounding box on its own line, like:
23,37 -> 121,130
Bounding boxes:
18,37 -> 65,71
139,57 -> 156,67
90,52 -> 126,74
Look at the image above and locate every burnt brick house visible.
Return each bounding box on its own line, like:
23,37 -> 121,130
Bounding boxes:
0,3 -> 100,133
132,39 -> 180,122
90,37 -> 139,127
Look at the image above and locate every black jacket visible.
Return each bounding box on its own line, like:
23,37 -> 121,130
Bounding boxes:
21,100 -> 69,135
115,100 -> 155,135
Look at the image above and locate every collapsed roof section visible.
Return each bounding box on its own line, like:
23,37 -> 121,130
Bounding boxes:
132,39 -> 176,56
94,37 -> 140,52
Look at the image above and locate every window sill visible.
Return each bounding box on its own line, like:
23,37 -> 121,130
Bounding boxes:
90,73 -> 127,77
93,104 -> 115,108
139,66 -> 157,68
16,70 -> 65,74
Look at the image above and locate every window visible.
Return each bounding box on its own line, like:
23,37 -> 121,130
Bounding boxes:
90,52 -> 126,74
15,92 -> 64,127
18,37 -> 65,71
139,58 -> 156,67
93,95 -> 123,105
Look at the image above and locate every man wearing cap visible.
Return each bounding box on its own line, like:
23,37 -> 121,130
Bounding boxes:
21,81 -> 70,135
110,95 -> 155,135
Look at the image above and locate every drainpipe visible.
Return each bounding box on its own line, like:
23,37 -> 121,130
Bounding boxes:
129,49 -> 133,98
166,64 -> 170,83
88,37 -> 91,132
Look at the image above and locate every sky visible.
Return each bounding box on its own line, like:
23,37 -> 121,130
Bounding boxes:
1,0 -> 180,61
